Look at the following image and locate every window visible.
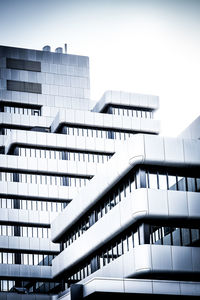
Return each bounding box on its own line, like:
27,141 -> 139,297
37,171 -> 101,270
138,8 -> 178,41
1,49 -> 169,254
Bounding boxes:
32,110 -> 40,116
16,147 -> 112,164
6,58 -> 41,72
62,167 -> 200,249
181,228 -> 191,246
177,176 -> 186,191
158,173 -> 167,190
7,80 -> 42,94
187,177 -> 196,192
148,172 -> 158,189
61,125 -> 134,141
168,175 -> 177,190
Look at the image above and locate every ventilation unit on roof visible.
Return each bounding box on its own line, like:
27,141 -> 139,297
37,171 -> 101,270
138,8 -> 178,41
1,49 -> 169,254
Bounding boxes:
42,45 -> 51,52
55,47 -> 63,54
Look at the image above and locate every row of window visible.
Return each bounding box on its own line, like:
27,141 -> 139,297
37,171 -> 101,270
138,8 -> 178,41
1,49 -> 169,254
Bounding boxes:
17,147 -> 113,163
61,125 -> 135,140
107,106 -> 153,119
0,280 -> 15,292
61,167 -> 200,249
0,225 -> 50,238
7,80 -> 42,94
0,128 -> 13,135
31,281 -> 61,294
144,169 -> 200,192
0,126 -> 50,135
0,252 -> 55,266
2,66 -> 89,88
0,172 -> 90,187
0,280 -> 60,294
0,198 -> 68,211
6,58 -> 41,73
66,224 -> 200,284
5,58 -> 88,76
2,105 -> 41,116
150,225 -> 200,246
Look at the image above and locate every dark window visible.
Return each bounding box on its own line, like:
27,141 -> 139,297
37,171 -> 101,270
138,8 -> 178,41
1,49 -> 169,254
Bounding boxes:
181,228 -> 191,246
6,58 -> 41,72
177,176 -> 186,191
7,80 -> 42,94
168,175 -> 177,190
187,177 -> 196,192
32,110 -> 40,116
0,147 -> 4,154
172,228 -> 181,246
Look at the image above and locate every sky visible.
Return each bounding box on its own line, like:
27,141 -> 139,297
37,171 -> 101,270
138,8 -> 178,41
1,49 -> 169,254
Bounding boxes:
0,0 -> 200,136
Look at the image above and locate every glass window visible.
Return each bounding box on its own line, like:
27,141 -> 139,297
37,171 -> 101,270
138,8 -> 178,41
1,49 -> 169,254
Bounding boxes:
191,228 -> 200,245
187,177 -> 196,192
141,111 -> 145,118
177,176 -> 186,191
7,198 -> 12,209
24,254 -> 28,265
39,254 -> 43,265
34,254 -> 39,265
22,227 -> 27,237
2,226 -> 6,236
1,280 -> 8,291
107,131 -> 114,139
43,228 -> 48,238
128,233 -> 133,250
123,236 -> 128,254
158,173 -> 167,190
88,263 -> 91,275
115,190 -> 120,204
3,253 -> 7,264
28,227 -> 33,237
29,254 -> 33,265
168,175 -> 177,190
108,248 -> 112,263
8,253 -> 13,264
181,228 -> 191,246
134,231 -> 139,247
117,240 -> 123,256
135,171 -> 140,189
148,172 -> 158,189
172,228 -> 181,246
33,227 -> 38,238
21,200 -> 26,210
162,229 -> 172,245
154,228 -> 162,245
130,176 -> 136,191
196,178 -> 200,192
112,243 -> 118,259
125,181 -> 131,197
140,170 -> 147,188
7,226 -> 12,236
27,201 -> 32,210
8,280 -> 14,291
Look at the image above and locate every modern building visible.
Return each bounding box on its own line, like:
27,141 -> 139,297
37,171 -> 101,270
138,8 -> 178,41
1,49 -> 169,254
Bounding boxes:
1,44 -> 200,300
51,132 -> 200,299
0,44 -> 160,299
51,75 -> 200,298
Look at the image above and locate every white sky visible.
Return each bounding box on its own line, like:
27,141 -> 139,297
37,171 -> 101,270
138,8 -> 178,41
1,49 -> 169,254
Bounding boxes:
0,0 -> 200,136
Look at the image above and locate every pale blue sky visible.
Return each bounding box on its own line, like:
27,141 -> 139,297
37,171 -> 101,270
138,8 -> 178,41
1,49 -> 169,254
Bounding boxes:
1,0 -> 200,136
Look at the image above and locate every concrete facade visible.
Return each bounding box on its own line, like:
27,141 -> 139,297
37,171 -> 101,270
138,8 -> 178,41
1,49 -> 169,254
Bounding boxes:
1,44 -> 199,299
0,45 -> 160,298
